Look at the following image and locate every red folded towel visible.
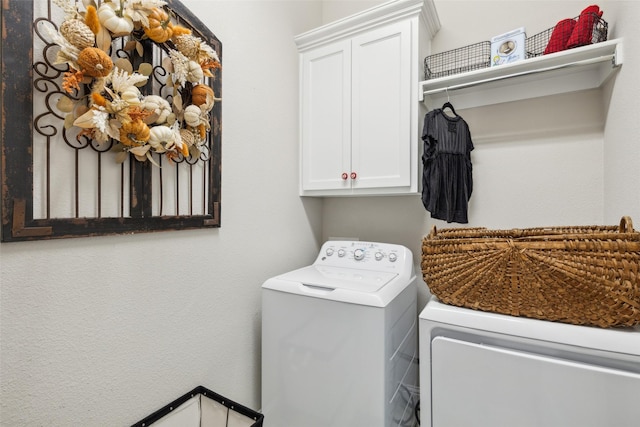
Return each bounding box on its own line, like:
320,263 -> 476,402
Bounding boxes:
544,18 -> 577,54
566,5 -> 603,49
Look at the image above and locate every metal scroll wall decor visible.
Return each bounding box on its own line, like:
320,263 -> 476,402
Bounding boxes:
1,0 -> 222,242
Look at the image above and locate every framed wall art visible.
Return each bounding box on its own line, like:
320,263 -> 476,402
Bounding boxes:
1,0 -> 222,242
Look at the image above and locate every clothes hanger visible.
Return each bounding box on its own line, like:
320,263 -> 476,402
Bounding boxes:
442,88 -> 458,116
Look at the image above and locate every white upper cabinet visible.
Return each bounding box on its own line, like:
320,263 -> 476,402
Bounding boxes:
295,0 -> 440,196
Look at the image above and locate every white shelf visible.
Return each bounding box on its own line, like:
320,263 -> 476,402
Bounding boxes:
419,38 -> 623,110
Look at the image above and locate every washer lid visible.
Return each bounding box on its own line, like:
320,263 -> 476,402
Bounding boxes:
275,265 -> 398,293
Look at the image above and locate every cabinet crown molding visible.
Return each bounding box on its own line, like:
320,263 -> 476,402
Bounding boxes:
294,0 -> 440,51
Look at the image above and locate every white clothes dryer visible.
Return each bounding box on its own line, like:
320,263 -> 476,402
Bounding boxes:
262,241 -> 419,427
419,297 -> 640,427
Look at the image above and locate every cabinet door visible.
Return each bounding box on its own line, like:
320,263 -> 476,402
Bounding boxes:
351,20 -> 412,190
300,40 -> 352,192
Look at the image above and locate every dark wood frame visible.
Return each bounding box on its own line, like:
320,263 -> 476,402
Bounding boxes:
1,0 -> 222,242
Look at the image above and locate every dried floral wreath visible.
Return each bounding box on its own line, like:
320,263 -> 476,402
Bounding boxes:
44,0 -> 221,165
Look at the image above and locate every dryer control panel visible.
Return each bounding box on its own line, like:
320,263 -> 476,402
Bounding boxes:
314,240 -> 411,274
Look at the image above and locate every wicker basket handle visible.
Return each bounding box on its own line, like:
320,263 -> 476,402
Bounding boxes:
619,216 -> 634,233
429,225 -> 438,238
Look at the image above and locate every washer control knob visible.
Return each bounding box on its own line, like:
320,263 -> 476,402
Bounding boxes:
337,249 -> 346,257
354,248 -> 365,260
326,248 -> 334,256
388,253 -> 398,262
375,252 -> 383,261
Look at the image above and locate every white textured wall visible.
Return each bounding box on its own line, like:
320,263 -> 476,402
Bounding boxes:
321,0 -> 640,308
601,0 -> 640,222
2,1 -> 639,425
0,1 -> 323,425
321,0 -> 387,23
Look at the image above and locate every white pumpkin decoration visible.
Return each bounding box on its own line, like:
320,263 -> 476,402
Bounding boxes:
183,105 -> 201,127
121,86 -> 141,105
141,95 -> 172,124
98,2 -> 134,36
148,125 -> 175,151
186,60 -> 204,83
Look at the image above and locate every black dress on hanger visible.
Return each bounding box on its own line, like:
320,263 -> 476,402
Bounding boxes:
421,102 -> 474,223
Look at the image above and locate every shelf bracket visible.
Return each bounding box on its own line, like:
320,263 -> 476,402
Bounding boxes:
613,42 -> 623,67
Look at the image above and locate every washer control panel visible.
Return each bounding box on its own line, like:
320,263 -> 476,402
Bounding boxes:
315,240 -> 409,272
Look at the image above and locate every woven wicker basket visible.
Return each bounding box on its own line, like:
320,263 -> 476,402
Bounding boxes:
421,217 -> 640,328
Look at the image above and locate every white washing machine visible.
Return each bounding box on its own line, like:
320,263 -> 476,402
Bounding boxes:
262,241 -> 419,427
419,297 -> 640,427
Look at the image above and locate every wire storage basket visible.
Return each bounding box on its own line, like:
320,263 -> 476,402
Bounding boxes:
526,13 -> 608,58
421,217 -> 640,328
423,41 -> 491,80
131,386 -> 264,427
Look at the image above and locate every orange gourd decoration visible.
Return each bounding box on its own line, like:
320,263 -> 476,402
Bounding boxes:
190,84 -> 214,107
179,140 -> 189,157
84,5 -> 101,35
77,47 -> 113,77
144,8 -> 174,43
120,120 -> 151,147
196,123 -> 206,140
